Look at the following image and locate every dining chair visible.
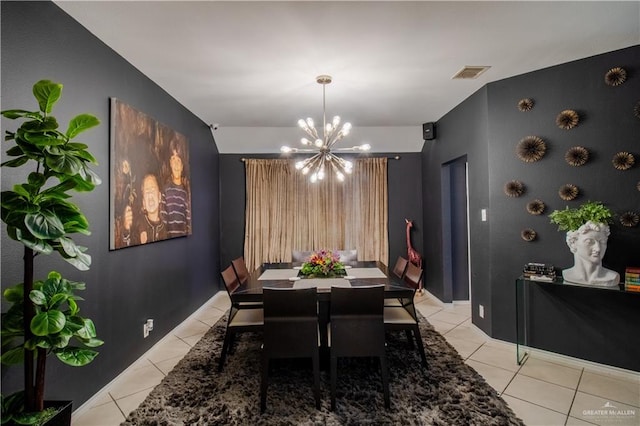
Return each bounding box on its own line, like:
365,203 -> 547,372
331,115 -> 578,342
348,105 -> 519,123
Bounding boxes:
336,249 -> 357,262
386,256 -> 409,307
384,262 -> 428,367
231,256 -> 251,284
261,287 -> 320,413
329,285 -> 390,410
218,264 -> 263,372
291,250 -> 313,262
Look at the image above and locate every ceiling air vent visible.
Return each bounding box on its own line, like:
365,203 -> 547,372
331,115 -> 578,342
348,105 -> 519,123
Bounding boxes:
452,66 -> 491,80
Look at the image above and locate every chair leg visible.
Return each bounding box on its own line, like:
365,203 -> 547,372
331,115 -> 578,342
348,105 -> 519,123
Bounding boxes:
218,329 -> 234,372
413,325 -> 428,368
330,355 -> 338,411
379,355 -> 391,409
404,329 -> 415,348
260,356 -> 269,413
312,352 -> 321,409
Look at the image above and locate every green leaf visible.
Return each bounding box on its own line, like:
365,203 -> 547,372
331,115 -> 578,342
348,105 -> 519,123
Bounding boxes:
5,145 -> 24,157
22,116 -> 59,133
3,283 -> 24,304
60,250 -> 91,271
44,150 -> 83,175
28,290 -> 46,306
30,310 -> 66,336
54,347 -> 99,366
1,109 -> 37,119
66,114 -> 100,139
77,318 -> 98,339
24,211 -> 65,239
1,346 -> 25,365
26,172 -> 46,187
16,235 -> 53,255
33,80 -> 62,114
0,156 -> 29,168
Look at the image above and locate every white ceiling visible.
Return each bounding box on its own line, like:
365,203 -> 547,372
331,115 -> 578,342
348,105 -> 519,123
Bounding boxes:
55,1 -> 639,152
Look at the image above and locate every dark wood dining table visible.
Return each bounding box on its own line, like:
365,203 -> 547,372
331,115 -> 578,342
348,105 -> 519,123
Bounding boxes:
232,260 -> 415,303
231,260 -> 415,359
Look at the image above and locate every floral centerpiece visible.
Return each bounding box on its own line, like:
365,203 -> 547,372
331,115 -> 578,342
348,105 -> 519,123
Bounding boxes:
300,249 -> 346,278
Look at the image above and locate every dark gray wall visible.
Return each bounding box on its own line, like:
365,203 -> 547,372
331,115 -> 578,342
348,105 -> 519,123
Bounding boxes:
1,1 -> 220,406
219,153 -> 423,269
424,45 -> 640,371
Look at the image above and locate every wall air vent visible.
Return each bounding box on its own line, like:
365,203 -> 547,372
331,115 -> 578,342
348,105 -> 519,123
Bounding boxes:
452,66 -> 491,80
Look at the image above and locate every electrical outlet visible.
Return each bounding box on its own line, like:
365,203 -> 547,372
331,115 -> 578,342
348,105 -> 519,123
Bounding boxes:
479,304 -> 485,319
481,209 -> 487,222
143,323 -> 149,338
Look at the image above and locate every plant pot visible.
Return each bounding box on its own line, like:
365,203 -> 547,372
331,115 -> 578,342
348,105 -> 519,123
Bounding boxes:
42,401 -> 72,426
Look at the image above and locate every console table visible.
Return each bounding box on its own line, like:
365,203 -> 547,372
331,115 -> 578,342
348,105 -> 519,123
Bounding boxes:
515,276 -> 640,366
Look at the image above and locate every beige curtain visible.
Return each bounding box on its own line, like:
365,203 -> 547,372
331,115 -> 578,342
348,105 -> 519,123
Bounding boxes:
244,157 -> 388,271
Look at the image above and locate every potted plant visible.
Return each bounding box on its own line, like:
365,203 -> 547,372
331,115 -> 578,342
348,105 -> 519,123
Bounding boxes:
549,201 -> 619,287
1,80 -> 103,425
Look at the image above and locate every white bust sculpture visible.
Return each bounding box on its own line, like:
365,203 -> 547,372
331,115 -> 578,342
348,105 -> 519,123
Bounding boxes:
563,221 -> 620,287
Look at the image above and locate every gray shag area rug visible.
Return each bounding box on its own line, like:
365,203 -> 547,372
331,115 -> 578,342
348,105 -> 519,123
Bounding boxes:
122,311 -> 523,426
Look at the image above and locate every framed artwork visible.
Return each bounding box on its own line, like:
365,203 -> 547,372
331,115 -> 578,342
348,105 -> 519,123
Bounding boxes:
109,98 -> 192,250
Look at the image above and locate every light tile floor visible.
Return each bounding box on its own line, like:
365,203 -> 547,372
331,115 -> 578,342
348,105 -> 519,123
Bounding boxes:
72,291 -> 640,426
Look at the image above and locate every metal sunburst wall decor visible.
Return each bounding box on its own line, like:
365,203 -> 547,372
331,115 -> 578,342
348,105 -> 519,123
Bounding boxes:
517,98 -> 534,112
564,146 -> 589,167
604,67 -> 627,86
504,180 -> 525,197
620,211 -> 639,228
559,184 -> 579,201
526,199 -> 546,215
556,110 -> 580,130
634,101 -> 640,119
521,229 -> 537,242
612,152 -> 635,171
516,136 -> 546,163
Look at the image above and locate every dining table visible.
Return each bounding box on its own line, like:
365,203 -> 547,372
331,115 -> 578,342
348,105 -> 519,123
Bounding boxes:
232,260 -> 415,353
232,260 -> 415,303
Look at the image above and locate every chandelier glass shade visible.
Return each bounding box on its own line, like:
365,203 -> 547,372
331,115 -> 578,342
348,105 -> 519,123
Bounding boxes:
280,75 -> 370,182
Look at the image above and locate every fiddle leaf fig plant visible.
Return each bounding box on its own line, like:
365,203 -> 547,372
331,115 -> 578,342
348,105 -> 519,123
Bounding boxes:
549,201 -> 614,232
1,80 -> 103,424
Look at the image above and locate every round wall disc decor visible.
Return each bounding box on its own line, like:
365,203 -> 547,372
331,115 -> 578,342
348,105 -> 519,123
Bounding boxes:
517,98 -> 534,112
612,152 -> 635,170
556,110 -> 579,130
634,101 -> 640,119
604,67 -> 627,86
559,184 -> 579,201
526,199 -> 546,215
516,136 -> 546,163
565,146 -> 589,167
620,211 -> 639,228
504,180 -> 525,197
521,228 -> 537,242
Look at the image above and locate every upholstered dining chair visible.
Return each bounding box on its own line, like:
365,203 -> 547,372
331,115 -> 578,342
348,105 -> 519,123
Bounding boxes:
386,256 -> 409,307
383,262 -> 428,367
291,250 -> 313,262
218,265 -> 263,372
336,249 -> 357,262
329,285 -> 390,410
231,256 -> 251,284
261,287 -> 320,413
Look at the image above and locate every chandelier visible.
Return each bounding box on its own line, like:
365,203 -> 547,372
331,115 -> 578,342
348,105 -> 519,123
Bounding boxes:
280,75 -> 370,182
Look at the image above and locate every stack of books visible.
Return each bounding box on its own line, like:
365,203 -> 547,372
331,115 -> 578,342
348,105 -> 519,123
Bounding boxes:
523,263 -> 556,282
625,267 -> 640,292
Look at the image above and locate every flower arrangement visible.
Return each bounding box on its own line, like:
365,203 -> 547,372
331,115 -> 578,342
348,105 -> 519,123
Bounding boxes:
300,249 -> 346,277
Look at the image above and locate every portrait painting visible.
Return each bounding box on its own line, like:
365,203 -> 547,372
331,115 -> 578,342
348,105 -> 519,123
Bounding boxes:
109,98 -> 192,250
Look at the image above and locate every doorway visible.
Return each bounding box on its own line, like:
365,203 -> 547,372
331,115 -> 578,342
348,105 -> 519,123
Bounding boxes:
440,156 -> 470,302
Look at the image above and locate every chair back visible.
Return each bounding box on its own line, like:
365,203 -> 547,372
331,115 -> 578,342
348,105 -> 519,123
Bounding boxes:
330,285 -> 385,357
221,264 -> 240,295
404,263 -> 423,290
291,250 -> 313,262
231,257 -> 250,283
392,256 -> 409,279
337,249 -> 357,262
263,288 -> 318,358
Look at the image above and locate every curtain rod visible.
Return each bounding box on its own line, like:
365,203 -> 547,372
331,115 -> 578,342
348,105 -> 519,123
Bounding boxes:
239,155 -> 401,162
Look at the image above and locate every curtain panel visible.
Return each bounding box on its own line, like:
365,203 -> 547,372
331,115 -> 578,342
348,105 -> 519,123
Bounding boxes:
244,157 -> 388,271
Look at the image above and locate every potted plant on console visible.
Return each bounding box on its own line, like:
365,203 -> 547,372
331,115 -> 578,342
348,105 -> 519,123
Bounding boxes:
1,80 -> 103,425
549,201 -> 619,287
